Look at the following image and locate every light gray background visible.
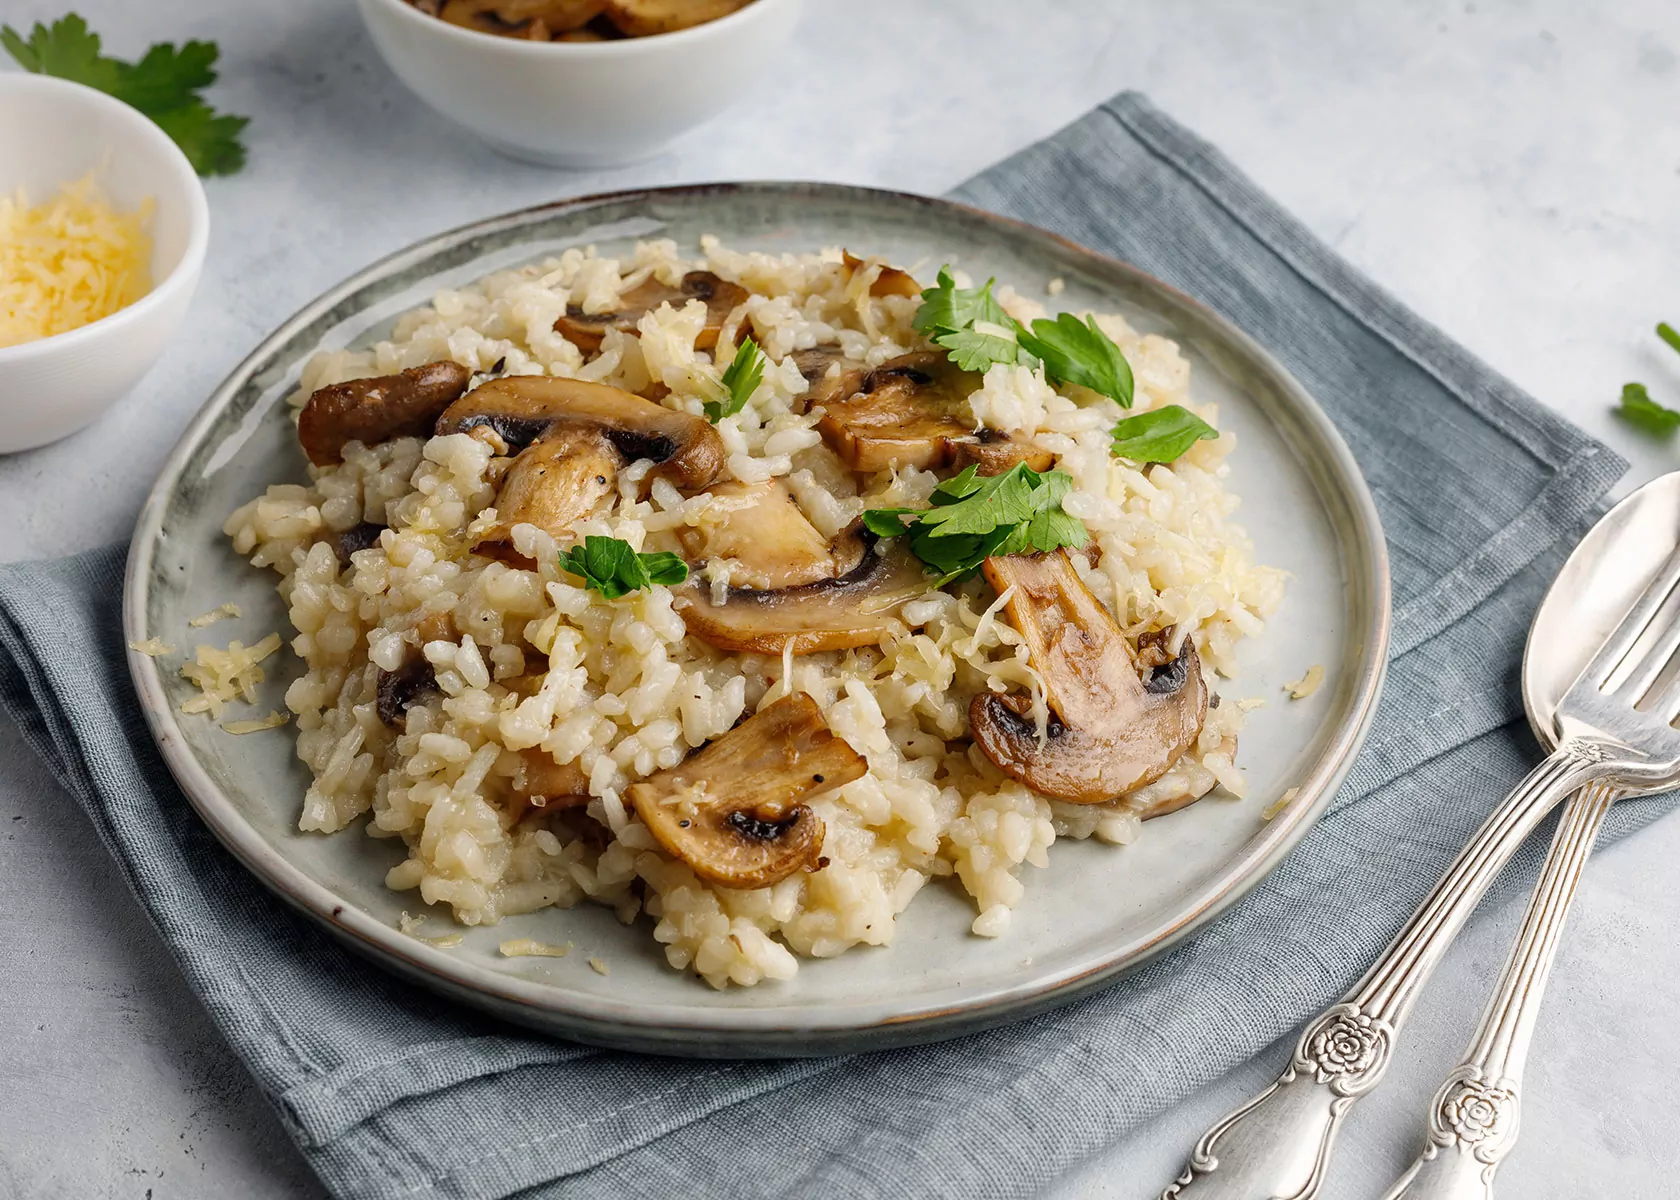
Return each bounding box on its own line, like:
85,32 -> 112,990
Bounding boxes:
2,1 -> 1677,1197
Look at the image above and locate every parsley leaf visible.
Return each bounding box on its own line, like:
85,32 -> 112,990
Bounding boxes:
1110,405 -> 1219,462
912,269 -> 1033,373
1660,322 -> 1680,358
1,14 -> 249,176
862,463 -> 1088,584
704,337 -> 767,422
1614,382 -> 1680,436
559,536 -> 688,600
1017,313 -> 1134,407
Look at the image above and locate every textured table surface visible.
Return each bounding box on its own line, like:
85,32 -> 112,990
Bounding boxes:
3,1 -> 1679,1197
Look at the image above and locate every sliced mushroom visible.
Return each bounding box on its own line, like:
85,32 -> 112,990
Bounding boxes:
628,693 -> 865,889
676,534 -> 929,655
840,251 -> 922,298
553,270 -> 749,354
815,351 -> 1054,475
600,0 -> 750,37
297,360 -> 473,466
473,428 -> 618,561
437,0 -> 605,37
511,748 -> 590,809
436,375 -> 725,490
332,521 -> 386,568
376,659 -> 439,728
676,480 -> 865,590
968,551 -> 1208,804
789,346 -> 866,411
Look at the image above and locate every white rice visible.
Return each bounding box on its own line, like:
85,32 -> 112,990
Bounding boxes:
224,239 -> 1285,988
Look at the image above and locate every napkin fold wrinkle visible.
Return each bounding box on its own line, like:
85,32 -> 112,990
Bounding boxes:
0,92 -> 1669,1200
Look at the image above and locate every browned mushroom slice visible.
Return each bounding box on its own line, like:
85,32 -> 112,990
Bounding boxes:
332,521 -> 386,568
628,693 -> 865,889
788,347 -> 866,412
473,429 -> 618,561
676,536 -> 928,655
840,251 -> 922,298
815,351 -> 1052,475
297,360 -> 473,466
376,659 -> 439,728
436,375 -> 725,490
553,271 -> 748,354
438,0 -> 604,36
511,748 -> 591,809
968,551 -> 1208,804
600,0 -> 750,37
676,480 -> 865,591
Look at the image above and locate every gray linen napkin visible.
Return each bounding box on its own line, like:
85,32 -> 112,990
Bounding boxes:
0,92 -> 1667,1200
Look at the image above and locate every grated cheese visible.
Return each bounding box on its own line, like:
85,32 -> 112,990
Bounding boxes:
128,636 -> 176,657
221,710 -> 290,735
179,633 -> 282,718
499,938 -> 572,959
1284,665 -> 1325,700
189,602 -> 243,628
1262,786 -> 1301,821
0,174 -> 153,348
587,957 -> 610,976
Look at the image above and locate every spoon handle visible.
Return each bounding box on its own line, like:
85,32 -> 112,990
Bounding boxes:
1379,781 -> 1619,1200
1160,743 -> 1606,1200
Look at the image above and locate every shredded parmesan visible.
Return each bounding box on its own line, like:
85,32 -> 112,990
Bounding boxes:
1284,665 -> 1325,700
189,602 -> 243,628
1,174 -> 153,348
221,710 -> 290,735
128,637 -> 176,657
499,938 -> 572,959
1046,277 -> 1066,296
179,633 -> 282,718
587,956 -> 610,976
1262,786 -> 1301,821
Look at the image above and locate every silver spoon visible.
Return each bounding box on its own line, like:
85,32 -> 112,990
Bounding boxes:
1380,471 -> 1680,1199
1161,472 -> 1680,1200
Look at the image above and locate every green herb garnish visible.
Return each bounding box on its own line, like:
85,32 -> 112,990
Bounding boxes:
912,266 -> 1138,407
559,536 -> 688,600
704,337 -> 767,422
1109,405 -> 1219,462
911,268 -> 1033,372
1,14 -> 249,176
1614,382 -> 1680,436
862,463 -> 1088,584
1614,323 -> 1680,436
1017,312 -> 1134,407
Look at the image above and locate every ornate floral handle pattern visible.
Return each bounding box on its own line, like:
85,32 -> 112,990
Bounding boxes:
1160,747 -> 1605,1200
1381,781 -> 1619,1200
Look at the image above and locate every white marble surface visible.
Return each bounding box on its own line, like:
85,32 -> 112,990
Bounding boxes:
2,1 -> 1678,1196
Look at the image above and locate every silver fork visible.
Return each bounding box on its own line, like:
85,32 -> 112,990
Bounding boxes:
1162,549 -> 1680,1200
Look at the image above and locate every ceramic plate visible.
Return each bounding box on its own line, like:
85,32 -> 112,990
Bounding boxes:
125,184 -> 1389,1056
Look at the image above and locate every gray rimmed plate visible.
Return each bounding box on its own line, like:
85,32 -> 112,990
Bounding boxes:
124,183 -> 1389,1057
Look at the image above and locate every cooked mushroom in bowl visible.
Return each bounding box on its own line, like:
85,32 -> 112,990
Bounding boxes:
222,239 -> 1284,988
407,0 -> 756,41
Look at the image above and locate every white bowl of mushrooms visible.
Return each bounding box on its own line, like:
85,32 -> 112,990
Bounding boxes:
355,0 -> 805,167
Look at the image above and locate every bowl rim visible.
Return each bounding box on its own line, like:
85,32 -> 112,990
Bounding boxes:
362,0 -> 797,55
123,181 -> 1393,1055
0,73 -> 210,366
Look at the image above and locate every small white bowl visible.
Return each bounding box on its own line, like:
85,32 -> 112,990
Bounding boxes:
0,73 -> 208,454
355,0 -> 804,167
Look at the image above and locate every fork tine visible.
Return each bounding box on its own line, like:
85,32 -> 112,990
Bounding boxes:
1576,546 -> 1680,694
1612,570 -> 1680,703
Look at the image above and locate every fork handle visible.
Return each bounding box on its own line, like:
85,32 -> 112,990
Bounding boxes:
1161,744 -> 1606,1200
1380,781 -> 1619,1200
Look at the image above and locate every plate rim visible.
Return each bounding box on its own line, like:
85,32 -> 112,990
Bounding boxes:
123,181 -> 1391,1054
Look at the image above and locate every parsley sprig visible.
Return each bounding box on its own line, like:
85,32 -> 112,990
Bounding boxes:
912,267 -> 1215,463
1110,405 -> 1219,463
704,337 -> 767,422
1614,322 -> 1680,436
2,14 -> 249,176
862,463 -> 1088,584
559,536 -> 688,600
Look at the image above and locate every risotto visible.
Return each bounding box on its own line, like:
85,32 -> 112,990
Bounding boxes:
223,238 -> 1284,989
